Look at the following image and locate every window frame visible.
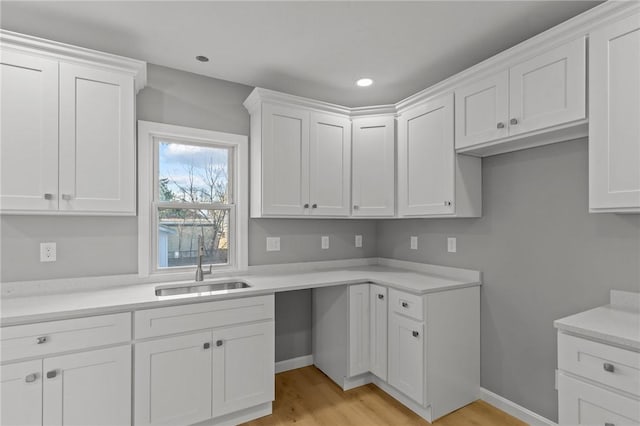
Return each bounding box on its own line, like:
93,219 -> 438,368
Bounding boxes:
137,120 -> 248,277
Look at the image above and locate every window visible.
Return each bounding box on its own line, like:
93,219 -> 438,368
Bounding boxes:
138,121 -> 248,277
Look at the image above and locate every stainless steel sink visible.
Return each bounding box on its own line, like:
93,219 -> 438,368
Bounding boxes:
155,281 -> 251,297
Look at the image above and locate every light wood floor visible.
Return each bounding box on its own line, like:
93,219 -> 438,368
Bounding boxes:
241,366 -> 526,426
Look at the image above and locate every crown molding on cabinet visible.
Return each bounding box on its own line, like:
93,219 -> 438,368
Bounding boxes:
0,29 -> 147,93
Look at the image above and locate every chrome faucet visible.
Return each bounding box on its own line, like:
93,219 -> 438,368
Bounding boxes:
195,236 -> 212,282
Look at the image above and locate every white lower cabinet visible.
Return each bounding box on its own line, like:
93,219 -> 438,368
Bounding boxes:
1,360 -> 43,426
388,313 -> 425,404
369,284 -> 388,381
348,284 -> 370,377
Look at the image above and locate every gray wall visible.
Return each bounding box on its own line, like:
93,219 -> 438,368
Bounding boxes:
376,139 -> 640,421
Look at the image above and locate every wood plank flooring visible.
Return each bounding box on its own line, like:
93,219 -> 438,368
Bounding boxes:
241,366 -> 526,426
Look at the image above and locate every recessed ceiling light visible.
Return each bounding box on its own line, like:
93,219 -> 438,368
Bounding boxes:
356,78 -> 373,87
195,55 -> 209,62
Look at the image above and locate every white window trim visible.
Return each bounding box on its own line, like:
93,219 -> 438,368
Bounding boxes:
137,120 -> 248,278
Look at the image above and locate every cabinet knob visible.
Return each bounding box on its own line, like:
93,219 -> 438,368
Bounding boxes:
61,194 -> 73,201
603,363 -> 615,373
378,294 -> 384,300
444,201 -> 452,206
312,204 -> 318,209
401,302 -> 409,308
412,331 -> 420,338
216,340 -> 223,347
605,423 -> 615,426
43,193 -> 54,200
46,370 -> 57,379
203,342 -> 210,349
353,205 -> 359,210
25,373 -> 38,383
304,204 -> 309,208
510,118 -> 518,125
497,122 -> 505,129
36,336 -> 48,344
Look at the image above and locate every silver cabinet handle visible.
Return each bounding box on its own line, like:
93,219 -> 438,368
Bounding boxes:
61,194 -> 73,201
36,336 -> 48,344
603,363 -> 615,373
216,340 -> 223,347
353,205 -> 359,210
25,373 -> 38,383
605,423 -> 615,426
46,370 -> 57,379
510,118 -> 518,125
312,204 -> 318,209
412,331 -> 419,338
303,203 -> 309,209
401,302 -> 409,308
44,193 -> 53,200
203,342 -> 210,349
444,201 -> 452,206
497,122 -> 505,129
378,294 -> 384,300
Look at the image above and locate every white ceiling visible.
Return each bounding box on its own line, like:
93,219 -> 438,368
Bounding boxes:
0,1 -> 601,107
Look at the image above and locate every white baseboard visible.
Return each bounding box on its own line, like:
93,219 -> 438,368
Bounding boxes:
480,388 -> 556,426
275,355 -> 314,374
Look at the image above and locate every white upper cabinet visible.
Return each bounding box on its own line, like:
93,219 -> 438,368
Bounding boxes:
351,116 -> 396,217
455,37 -> 586,156
0,30 -> 145,215
589,11 -> 640,213
0,51 -> 59,212
398,94 -> 481,217
245,90 -> 352,218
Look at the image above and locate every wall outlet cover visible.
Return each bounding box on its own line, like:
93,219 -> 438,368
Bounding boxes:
355,235 -> 363,248
321,236 -> 329,250
447,237 -> 457,253
40,242 -> 57,262
266,237 -> 281,252
410,236 -> 418,250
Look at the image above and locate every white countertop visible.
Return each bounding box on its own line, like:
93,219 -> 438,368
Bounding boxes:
1,259 -> 481,326
554,291 -> 640,351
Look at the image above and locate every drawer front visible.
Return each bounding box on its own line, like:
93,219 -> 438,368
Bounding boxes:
1,313 -> 131,362
135,295 -> 275,339
558,372 -> 640,425
559,333 -> 640,396
389,288 -> 423,321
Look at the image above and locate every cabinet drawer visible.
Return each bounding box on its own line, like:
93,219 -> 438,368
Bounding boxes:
135,295 -> 274,339
1,313 -> 131,362
389,289 -> 424,321
559,333 -> 640,396
558,372 -> 640,425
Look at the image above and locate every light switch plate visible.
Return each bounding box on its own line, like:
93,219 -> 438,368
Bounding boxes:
447,237 -> 457,253
266,237 -> 280,252
355,235 -> 363,248
410,236 -> 418,250
40,242 -> 56,262
321,236 -> 329,250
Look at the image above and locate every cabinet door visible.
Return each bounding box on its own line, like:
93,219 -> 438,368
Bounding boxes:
369,284 -> 388,381
43,345 -> 131,426
135,332 -> 213,426
352,116 -> 395,217
58,63 -> 135,214
309,112 -> 351,216
398,93 -> 455,216
0,50 -> 58,211
348,284 -> 370,377
509,37 -> 586,136
212,321 -> 274,417
388,313 -> 424,404
1,360 -> 43,426
454,71 -> 509,149
261,103 -> 310,216
558,372 -> 640,425
589,13 -> 640,211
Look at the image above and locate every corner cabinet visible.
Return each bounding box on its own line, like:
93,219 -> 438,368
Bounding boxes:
0,30 -> 146,215
245,90 -> 351,218
589,11 -> 640,213
397,93 -> 481,217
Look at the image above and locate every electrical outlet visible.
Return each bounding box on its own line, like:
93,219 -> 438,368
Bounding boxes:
40,242 -> 56,262
321,236 -> 329,250
266,237 -> 280,252
355,235 -> 363,248
410,236 -> 418,250
447,237 -> 457,253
